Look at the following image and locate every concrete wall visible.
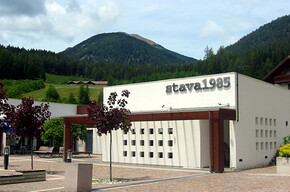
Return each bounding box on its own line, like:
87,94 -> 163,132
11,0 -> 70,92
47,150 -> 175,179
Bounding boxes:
234,74 -> 290,169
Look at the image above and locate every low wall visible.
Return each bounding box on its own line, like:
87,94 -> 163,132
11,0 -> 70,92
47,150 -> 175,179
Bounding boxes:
276,157 -> 290,174
0,170 -> 46,185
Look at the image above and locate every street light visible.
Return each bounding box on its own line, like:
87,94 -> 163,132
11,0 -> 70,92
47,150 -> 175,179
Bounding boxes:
4,146 -> 10,170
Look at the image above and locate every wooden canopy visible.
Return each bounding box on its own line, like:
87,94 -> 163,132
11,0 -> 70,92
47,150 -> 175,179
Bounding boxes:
63,108 -> 236,173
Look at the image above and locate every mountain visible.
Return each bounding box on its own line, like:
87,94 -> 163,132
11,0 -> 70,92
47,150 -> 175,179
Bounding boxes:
60,32 -> 197,65
226,15 -> 290,58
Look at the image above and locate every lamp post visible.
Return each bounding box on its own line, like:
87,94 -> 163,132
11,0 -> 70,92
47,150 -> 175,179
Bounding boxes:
4,146 -> 10,170
67,149 -> 72,163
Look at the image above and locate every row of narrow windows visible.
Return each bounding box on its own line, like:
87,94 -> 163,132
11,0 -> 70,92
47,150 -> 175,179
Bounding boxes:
125,128 -> 174,135
255,117 -> 276,126
256,142 -> 277,150
123,151 -> 173,159
256,129 -> 276,138
124,140 -> 173,147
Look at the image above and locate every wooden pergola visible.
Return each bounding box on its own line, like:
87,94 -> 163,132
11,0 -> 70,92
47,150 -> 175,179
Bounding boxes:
63,108 -> 236,173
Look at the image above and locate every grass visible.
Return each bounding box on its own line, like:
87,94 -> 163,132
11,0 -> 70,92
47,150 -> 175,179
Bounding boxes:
22,84 -> 104,102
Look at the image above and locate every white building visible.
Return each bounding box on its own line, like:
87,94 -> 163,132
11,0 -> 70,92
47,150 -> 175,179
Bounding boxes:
95,72 -> 289,172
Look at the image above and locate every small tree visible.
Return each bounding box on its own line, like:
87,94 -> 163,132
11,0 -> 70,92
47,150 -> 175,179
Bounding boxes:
0,80 -> 11,136
87,90 -> 131,181
44,85 -> 60,102
41,118 -> 88,149
10,97 -> 51,169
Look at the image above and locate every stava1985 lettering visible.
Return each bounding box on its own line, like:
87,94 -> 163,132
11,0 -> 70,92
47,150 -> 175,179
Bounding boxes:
166,77 -> 231,94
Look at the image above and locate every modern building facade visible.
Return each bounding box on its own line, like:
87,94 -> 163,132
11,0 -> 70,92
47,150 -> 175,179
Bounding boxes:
96,72 -> 289,171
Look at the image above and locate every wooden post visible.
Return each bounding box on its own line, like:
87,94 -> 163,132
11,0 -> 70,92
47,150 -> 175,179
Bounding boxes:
212,118 -> 224,173
63,120 -> 71,162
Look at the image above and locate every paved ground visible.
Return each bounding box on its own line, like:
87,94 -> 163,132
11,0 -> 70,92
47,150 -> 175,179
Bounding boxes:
0,155 -> 289,192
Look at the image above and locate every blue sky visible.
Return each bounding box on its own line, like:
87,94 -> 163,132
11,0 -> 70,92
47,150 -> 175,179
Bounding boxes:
0,0 -> 289,59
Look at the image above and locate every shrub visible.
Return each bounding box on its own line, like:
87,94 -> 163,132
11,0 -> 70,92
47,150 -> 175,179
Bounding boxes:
279,144 -> 290,157
283,135 -> 290,145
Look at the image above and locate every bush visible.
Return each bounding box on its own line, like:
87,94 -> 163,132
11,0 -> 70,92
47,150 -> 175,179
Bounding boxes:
44,85 -> 60,102
279,144 -> 290,157
283,135 -> 290,145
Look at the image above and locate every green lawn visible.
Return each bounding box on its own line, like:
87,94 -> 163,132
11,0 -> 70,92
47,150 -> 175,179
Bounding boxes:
22,84 -> 104,102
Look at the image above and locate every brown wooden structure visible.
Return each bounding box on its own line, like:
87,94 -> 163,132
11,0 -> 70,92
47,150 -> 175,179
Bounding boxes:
263,56 -> 290,89
63,108 -> 236,173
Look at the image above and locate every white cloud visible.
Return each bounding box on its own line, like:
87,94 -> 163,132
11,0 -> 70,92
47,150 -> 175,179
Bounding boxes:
200,20 -> 225,39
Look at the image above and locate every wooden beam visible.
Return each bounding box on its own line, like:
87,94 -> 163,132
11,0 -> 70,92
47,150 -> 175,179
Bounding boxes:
63,120 -> 71,162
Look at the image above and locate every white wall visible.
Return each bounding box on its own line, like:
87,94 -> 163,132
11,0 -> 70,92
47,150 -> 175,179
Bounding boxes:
104,73 -> 236,112
234,74 -> 290,169
101,120 -> 211,169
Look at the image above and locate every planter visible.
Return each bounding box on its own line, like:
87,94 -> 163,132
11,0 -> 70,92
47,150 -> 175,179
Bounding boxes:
276,157 -> 290,174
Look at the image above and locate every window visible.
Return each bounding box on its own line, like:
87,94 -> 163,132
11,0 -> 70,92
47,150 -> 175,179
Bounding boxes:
168,128 -> 173,134
274,142 -> 277,149
158,152 -> 163,158
265,130 -> 268,137
168,152 -> 173,159
149,152 -> 154,158
269,118 -> 272,126
123,140 -> 127,146
168,140 -> 173,146
158,140 -> 163,146
131,129 -> 136,134
150,128 -> 154,134
255,117 -> 259,125
158,128 -> 163,134
140,128 -> 145,134
149,140 -> 154,146
140,140 -> 144,146
256,130 -> 259,137
131,140 -> 136,146
260,130 -> 263,137
270,142 -> 273,149
265,118 -> 268,125
270,130 -> 272,137
256,142 -> 259,150
260,118 -> 263,125
140,151 -> 144,157
274,119 -> 276,126
265,142 -> 268,150
123,151 -> 127,157
131,151 -> 136,157
274,130 -> 276,137
261,142 -> 264,150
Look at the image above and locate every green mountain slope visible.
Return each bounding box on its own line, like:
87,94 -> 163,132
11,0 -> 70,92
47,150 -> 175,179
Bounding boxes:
60,32 -> 197,65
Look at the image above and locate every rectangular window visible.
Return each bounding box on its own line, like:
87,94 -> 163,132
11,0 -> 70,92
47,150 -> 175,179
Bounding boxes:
265,130 -> 268,137
168,152 -> 173,159
131,151 -> 136,157
158,152 -> 163,158
260,118 -> 263,125
140,128 -> 145,134
260,130 -> 263,137
256,142 -> 259,150
255,117 -> 259,125
265,118 -> 268,125
150,128 -> 154,134
265,142 -> 268,150
149,152 -> 154,158
131,129 -> 136,134
274,142 -> 277,149
123,151 -> 127,157
270,142 -> 273,149
123,140 -> 127,146
261,142 -> 264,150
274,130 -> 276,137
140,140 -> 144,146
270,130 -> 272,137
274,119 -> 276,126
140,151 -> 144,157
168,140 -> 173,146
269,118 -> 272,126
256,130 -> 259,137
168,128 -> 173,134
158,140 -> 163,146
149,140 -> 154,146
158,128 -> 163,134
131,140 -> 136,146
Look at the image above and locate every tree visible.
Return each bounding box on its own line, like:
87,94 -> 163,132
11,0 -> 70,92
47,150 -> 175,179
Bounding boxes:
78,83 -> 90,104
68,92 -> 77,104
41,117 -> 87,149
44,85 -> 60,102
0,80 -> 11,134
87,90 -> 131,181
10,97 -> 51,169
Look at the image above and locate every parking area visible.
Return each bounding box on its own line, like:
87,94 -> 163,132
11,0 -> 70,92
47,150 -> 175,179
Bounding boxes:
0,155 -> 289,192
